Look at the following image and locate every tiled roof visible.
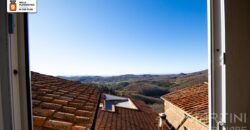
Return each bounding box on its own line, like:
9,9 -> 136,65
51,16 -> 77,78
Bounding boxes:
161,83 -> 208,125
31,72 -> 100,130
95,98 -> 160,130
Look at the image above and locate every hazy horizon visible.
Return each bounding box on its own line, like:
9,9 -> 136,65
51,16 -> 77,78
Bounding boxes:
29,0 -> 208,76
42,69 -> 207,77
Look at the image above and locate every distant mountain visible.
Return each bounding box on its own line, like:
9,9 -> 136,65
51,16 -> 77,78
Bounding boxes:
60,70 -> 207,83
60,70 -> 208,104
59,74 -> 174,83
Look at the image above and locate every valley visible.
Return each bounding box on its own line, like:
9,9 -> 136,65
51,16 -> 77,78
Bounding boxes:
60,69 -> 208,112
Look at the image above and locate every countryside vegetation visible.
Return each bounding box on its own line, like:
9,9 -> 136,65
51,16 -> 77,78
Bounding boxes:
61,70 -> 208,112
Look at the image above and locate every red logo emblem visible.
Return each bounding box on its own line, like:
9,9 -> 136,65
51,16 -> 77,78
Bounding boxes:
10,3 -> 16,11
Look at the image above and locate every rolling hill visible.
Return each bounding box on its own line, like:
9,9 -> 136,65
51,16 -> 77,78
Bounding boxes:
60,70 -> 208,112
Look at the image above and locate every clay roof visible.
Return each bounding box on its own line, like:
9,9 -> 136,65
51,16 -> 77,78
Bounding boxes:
95,98 -> 160,130
161,83 -> 208,125
31,72 -> 100,130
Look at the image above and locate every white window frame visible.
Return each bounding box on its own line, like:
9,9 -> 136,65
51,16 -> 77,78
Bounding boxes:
208,0 -> 227,129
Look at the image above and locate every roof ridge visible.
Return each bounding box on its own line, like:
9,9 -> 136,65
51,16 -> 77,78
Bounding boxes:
162,82 -> 207,97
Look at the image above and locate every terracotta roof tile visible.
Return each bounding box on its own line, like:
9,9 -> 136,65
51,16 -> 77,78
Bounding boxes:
33,107 -> 55,117
31,72 -> 100,130
72,125 -> 86,130
75,110 -> 92,117
161,83 -> 208,125
75,116 -> 91,125
33,116 -> 47,127
62,106 -> 77,114
44,119 -> 73,130
52,99 -> 69,105
53,112 -> 75,121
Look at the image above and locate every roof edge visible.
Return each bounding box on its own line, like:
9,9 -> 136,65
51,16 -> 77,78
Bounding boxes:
161,82 -> 208,99
161,98 -> 208,128
90,93 -> 102,130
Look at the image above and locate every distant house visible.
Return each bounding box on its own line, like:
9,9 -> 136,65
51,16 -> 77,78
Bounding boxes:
160,83 -> 208,130
95,94 -> 162,130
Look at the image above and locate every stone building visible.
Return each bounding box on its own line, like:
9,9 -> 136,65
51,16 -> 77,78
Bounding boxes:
161,83 -> 208,130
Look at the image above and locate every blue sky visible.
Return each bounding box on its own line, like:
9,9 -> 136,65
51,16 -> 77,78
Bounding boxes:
29,0 -> 208,76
